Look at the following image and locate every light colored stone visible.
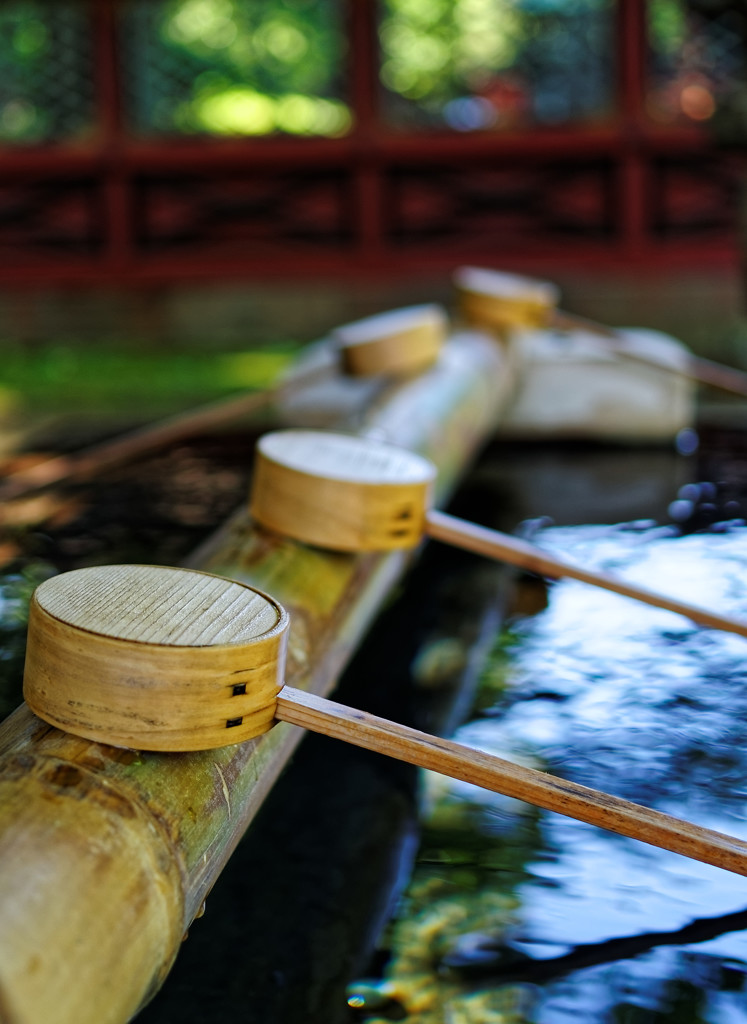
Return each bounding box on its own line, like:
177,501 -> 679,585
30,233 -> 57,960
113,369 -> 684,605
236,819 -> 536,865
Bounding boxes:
499,326 -> 695,442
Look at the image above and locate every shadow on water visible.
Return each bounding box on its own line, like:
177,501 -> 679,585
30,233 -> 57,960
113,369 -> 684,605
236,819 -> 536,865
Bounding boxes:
443,904 -> 747,984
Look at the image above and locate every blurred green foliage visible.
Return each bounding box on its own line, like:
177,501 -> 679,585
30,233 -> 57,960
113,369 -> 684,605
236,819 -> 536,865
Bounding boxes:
0,0 -> 620,143
125,0 -> 352,137
0,0 -> 350,142
0,1 -> 93,142
4,0 -> 735,143
0,342 -> 299,417
648,0 -> 687,57
380,0 -> 615,130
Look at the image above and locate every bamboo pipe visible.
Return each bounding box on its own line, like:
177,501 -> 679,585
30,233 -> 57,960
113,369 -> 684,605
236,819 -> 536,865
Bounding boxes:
0,304 -> 448,507
453,264 -> 747,398
21,564 -> 747,878
249,429 -> 747,639
0,333 -> 508,1024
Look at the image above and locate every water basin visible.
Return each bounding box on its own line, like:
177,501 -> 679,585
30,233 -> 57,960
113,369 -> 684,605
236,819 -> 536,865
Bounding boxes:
351,435 -> 747,1024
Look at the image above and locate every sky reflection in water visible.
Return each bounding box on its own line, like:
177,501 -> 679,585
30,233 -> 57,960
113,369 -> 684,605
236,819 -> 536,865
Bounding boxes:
444,521 -> 747,1022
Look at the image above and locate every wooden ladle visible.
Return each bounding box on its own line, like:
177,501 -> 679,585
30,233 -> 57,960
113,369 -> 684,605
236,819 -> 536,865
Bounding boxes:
332,303 -> 446,377
453,265 -> 560,334
249,429 -> 747,639
0,304 -> 446,508
20,563 -> 747,877
454,264 -> 747,398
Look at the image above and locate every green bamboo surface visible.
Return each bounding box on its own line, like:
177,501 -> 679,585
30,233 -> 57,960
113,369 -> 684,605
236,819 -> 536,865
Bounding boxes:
0,332 -> 512,1024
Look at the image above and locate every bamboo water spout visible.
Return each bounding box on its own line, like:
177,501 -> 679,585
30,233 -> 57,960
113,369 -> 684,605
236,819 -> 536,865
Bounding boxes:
21,563 -> 747,878
249,429 -> 747,639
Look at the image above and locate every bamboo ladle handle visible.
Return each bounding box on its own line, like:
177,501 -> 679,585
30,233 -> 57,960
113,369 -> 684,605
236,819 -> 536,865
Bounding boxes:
21,565 -> 747,878
250,430 -> 747,639
424,509 -> 747,638
550,309 -> 747,399
277,685 -> 747,877
452,264 -> 747,398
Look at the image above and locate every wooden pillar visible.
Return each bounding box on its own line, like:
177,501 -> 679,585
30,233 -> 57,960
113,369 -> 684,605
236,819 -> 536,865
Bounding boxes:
618,0 -> 649,258
348,0 -> 386,259
93,0 -> 132,274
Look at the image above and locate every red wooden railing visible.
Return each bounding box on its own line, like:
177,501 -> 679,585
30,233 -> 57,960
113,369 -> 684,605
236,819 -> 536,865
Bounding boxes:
0,0 -> 742,286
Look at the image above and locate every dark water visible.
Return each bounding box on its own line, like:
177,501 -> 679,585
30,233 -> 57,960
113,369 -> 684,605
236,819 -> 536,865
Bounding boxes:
350,518 -> 747,1023
3,426 -> 747,1022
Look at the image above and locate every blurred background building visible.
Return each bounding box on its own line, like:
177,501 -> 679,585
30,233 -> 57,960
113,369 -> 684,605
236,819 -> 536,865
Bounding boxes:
0,0 -> 746,350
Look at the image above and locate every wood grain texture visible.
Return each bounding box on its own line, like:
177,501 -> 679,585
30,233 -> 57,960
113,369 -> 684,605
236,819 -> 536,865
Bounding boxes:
250,429 -> 436,551
24,566 -> 289,751
26,557 -> 747,877
333,304 -> 447,377
249,430 -> 747,638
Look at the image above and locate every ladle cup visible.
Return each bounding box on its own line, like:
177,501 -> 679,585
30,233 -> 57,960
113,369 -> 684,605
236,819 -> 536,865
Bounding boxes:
0,304 -> 447,511
332,303 -> 446,377
249,429 -> 747,639
21,563 -> 747,877
454,264 -> 747,398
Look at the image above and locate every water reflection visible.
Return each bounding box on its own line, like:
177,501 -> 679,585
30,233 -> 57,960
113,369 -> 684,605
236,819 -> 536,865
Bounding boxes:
359,522 -> 747,1023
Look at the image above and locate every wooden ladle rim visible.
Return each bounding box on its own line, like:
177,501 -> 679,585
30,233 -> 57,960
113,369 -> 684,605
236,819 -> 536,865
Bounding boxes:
255,429 -> 438,487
